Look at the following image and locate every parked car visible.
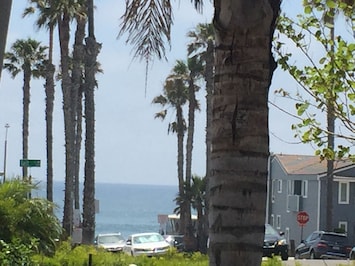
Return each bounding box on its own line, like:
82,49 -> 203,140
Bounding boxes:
94,233 -> 125,252
263,224 -> 289,261
295,231 -> 352,259
350,247 -> 355,260
164,234 -> 185,252
123,232 -> 170,256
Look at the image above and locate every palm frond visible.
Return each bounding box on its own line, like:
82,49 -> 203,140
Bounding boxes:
154,110 -> 167,120
119,0 -> 172,62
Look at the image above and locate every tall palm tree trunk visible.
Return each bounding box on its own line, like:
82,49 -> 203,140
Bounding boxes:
204,38 -> 214,251
59,10 -> 75,237
82,0 -> 100,244
72,14 -> 86,211
176,105 -> 186,235
209,1 -> 280,264
184,78 -> 197,249
22,66 -> 31,180
45,24 -> 55,202
74,87 -> 83,210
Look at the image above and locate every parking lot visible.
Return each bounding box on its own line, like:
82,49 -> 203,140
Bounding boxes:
279,257 -> 354,266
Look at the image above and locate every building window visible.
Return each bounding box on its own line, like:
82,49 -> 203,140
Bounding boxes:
294,180 -> 302,195
276,215 -> 281,229
289,180 -> 308,198
277,180 -> 282,193
270,214 -> 275,227
338,221 -> 348,234
287,180 -> 292,195
271,180 -> 275,203
338,182 -> 349,204
302,180 -> 308,198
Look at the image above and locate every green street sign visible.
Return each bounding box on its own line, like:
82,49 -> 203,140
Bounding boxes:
20,159 -> 41,167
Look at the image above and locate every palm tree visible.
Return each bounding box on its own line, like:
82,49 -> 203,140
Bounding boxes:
23,0 -> 57,203
187,23 -> 215,249
70,1 -> 87,218
165,59 -> 202,242
187,23 -> 214,181
55,0 -> 86,237
182,56 -> 203,249
210,2 -> 280,264
82,0 -> 100,244
3,38 -> 47,181
174,175 -> 207,252
190,175 -> 207,252
0,0 -> 12,80
121,0 -> 281,264
153,61 -> 188,235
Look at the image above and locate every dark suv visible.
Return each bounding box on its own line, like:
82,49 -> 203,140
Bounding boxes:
295,231 -> 352,259
263,224 -> 289,261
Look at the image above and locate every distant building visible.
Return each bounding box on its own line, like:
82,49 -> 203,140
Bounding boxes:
266,154 -> 355,248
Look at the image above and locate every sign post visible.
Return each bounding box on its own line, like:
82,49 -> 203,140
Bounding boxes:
20,159 -> 41,167
297,211 -> 309,242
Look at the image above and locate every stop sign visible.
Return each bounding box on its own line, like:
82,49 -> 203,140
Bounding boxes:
297,211 -> 309,225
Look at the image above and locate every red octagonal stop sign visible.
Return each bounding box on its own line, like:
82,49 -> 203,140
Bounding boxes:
297,211 -> 309,225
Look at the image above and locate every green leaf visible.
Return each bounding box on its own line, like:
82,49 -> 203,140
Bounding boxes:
326,0 -> 336,9
319,57 -> 326,64
304,6 -> 312,14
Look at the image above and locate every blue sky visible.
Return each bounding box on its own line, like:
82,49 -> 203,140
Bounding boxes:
0,1 -> 316,186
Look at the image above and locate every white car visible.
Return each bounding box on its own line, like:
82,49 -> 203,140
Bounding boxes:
350,247 -> 355,260
94,233 -> 125,252
123,232 -> 170,256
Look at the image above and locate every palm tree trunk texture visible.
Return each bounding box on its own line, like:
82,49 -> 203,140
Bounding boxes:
209,1 -> 280,265
59,10 -> 75,236
72,14 -> 86,211
45,20 -> 55,203
82,0 -> 100,244
82,35 -> 100,244
204,38 -> 214,252
22,65 -> 31,180
176,105 -> 186,236
74,87 -> 83,210
45,60 -> 55,202
0,0 -> 12,80
184,78 -> 196,243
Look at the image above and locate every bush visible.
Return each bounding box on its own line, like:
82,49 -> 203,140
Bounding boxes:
31,242 -> 208,266
0,179 -> 62,256
0,238 -> 37,265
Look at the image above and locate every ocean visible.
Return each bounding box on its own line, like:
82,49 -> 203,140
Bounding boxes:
34,181 -> 178,239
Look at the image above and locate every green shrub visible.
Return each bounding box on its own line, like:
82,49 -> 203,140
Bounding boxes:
261,256 -> 282,266
0,238 -> 37,265
0,179 -> 62,256
31,242 -> 208,266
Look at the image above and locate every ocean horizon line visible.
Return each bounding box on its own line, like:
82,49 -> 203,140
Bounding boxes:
33,179 -> 178,188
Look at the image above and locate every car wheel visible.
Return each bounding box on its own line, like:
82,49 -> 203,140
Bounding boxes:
131,251 -> 134,256
351,252 -> 355,260
310,250 -> 317,259
294,252 -> 300,260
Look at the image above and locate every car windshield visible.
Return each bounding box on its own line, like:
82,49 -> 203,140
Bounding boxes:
98,234 -> 124,244
322,234 -> 348,244
265,224 -> 279,236
133,234 -> 164,244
